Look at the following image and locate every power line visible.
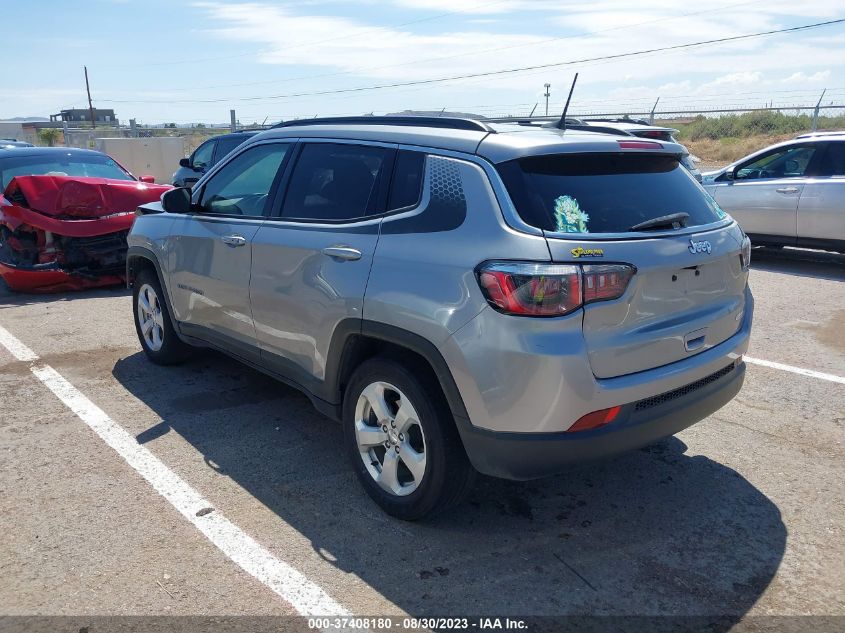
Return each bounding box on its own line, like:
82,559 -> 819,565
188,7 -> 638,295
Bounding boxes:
100,18 -> 845,105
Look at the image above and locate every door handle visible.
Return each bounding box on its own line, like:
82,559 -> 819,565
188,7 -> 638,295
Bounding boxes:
775,187 -> 799,194
221,234 -> 247,247
322,246 -> 362,261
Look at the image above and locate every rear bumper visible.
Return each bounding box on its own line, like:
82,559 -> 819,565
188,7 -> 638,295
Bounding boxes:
458,359 -> 745,480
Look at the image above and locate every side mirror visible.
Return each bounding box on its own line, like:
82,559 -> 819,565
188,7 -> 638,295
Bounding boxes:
139,175 -> 156,183
725,167 -> 736,181
161,187 -> 193,214
179,157 -> 191,168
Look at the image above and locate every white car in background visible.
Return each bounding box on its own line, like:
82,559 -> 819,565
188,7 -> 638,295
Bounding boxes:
702,132 -> 845,253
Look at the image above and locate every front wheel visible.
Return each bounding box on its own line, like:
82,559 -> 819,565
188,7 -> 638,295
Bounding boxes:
343,357 -> 475,520
132,268 -> 192,365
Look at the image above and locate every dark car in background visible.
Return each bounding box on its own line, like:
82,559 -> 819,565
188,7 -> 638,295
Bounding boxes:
171,131 -> 260,187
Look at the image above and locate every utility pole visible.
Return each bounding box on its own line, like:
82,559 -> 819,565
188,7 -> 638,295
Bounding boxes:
812,89 -> 827,131
649,97 -> 660,125
84,66 -> 96,129
543,83 -> 551,116
230,109 -> 237,132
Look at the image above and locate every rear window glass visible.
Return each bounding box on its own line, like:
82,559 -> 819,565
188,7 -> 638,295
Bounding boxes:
497,154 -> 724,233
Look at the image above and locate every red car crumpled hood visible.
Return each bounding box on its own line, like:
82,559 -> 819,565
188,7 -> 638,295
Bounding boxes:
4,175 -> 171,218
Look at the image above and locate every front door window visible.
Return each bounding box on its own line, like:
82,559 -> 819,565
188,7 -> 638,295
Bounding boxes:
736,145 -> 817,180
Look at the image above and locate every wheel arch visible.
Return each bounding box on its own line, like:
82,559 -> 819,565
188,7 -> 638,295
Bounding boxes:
126,246 -> 184,339
325,320 -> 470,426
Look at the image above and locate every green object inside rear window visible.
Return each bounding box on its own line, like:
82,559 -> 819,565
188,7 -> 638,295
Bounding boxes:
553,195 -> 589,233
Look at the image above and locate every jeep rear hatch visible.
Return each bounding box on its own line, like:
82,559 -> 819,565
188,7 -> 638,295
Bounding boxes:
497,152 -> 749,378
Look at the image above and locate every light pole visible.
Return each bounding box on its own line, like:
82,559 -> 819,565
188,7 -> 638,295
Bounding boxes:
544,83 -> 551,116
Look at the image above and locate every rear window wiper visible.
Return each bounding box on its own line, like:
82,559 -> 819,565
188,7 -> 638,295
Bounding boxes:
628,212 -> 690,232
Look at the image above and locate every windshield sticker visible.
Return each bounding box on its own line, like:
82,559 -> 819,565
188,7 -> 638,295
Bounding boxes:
553,195 -> 589,233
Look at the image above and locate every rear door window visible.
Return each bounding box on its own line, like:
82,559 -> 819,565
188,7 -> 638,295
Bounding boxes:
281,143 -> 390,222
818,143 -> 845,176
497,153 -> 724,234
736,144 -> 818,180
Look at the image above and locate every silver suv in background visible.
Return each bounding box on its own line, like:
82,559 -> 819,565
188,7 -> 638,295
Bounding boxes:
489,116 -> 702,181
703,133 -> 845,253
568,118 -> 702,181
127,116 -> 753,520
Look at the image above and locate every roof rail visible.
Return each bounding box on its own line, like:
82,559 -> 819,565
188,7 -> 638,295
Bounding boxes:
271,116 -> 495,133
585,117 -> 652,126
795,130 -> 845,138
481,116 -> 585,126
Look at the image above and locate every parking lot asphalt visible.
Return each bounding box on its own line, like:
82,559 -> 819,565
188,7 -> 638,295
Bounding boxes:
0,248 -> 843,624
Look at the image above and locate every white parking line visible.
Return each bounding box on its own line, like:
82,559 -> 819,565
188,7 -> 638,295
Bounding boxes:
0,324 -> 348,617
745,356 -> 845,385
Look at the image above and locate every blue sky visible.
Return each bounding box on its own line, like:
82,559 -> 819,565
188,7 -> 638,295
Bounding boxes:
3,0 -> 844,124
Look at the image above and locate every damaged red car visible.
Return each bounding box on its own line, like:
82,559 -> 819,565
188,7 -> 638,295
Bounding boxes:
0,147 -> 171,292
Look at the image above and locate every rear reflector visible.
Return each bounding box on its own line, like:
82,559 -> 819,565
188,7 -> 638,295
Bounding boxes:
618,140 -> 662,150
567,406 -> 622,433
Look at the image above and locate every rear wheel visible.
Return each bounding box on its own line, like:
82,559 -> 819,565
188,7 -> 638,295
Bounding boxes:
133,268 -> 192,365
343,357 -> 475,520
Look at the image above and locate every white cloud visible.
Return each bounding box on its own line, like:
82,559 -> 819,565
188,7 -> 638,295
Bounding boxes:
781,70 -> 831,83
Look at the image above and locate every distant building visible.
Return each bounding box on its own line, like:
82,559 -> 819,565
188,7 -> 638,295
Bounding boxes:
50,108 -> 118,124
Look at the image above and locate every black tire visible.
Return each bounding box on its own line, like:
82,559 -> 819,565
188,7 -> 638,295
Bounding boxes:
343,357 -> 475,520
132,268 -> 192,365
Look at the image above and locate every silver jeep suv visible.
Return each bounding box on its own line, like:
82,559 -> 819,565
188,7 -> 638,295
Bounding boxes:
127,116 -> 753,520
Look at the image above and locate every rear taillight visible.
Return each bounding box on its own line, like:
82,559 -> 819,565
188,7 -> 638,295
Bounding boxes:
582,265 -> 635,303
740,236 -> 751,271
618,140 -> 662,150
476,262 -> 634,317
477,262 -> 582,316
634,130 -> 671,141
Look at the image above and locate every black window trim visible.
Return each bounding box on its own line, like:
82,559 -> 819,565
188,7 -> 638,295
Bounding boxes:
267,138 -> 403,226
189,139 -> 296,220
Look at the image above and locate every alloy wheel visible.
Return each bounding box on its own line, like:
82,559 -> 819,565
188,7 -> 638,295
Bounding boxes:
136,283 -> 165,352
354,381 -> 427,496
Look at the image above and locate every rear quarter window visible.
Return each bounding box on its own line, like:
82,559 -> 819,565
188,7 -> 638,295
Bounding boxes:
497,153 -> 724,234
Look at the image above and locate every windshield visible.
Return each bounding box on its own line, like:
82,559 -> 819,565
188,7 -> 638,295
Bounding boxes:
497,153 -> 725,234
0,153 -> 134,190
